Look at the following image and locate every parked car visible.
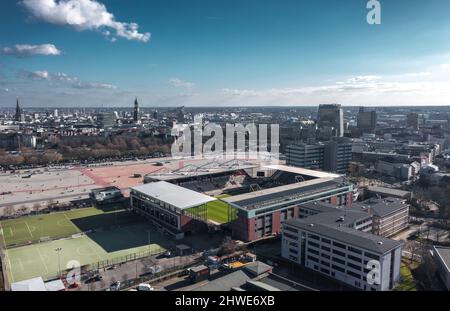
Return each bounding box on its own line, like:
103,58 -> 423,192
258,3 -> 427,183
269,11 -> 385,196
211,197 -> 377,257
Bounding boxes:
110,281 -> 121,291
137,283 -> 154,291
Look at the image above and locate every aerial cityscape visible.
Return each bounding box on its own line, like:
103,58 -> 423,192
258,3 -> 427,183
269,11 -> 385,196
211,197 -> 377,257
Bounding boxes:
1,0 -> 450,299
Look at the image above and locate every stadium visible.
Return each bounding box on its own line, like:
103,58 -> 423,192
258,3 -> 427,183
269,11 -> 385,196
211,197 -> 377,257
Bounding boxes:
131,160 -> 355,242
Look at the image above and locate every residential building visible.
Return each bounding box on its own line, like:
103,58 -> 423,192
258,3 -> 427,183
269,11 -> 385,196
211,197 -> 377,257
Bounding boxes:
433,246 -> 450,291
281,217 -> 403,291
351,197 -> 410,237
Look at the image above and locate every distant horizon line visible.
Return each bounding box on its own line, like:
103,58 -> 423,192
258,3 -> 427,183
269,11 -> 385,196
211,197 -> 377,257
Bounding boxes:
1,104 -> 450,109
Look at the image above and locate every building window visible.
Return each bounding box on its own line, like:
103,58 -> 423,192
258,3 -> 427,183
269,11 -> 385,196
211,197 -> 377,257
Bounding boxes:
365,252 -> 379,260
321,246 -> 331,252
333,241 -> 346,249
332,249 -> 346,257
309,241 -> 320,248
309,234 -> 320,240
348,254 -> 362,263
332,264 -> 345,273
348,246 -> 362,254
347,262 -> 361,271
347,270 -> 361,279
332,257 -> 345,265
308,248 -> 320,256
307,255 -> 319,263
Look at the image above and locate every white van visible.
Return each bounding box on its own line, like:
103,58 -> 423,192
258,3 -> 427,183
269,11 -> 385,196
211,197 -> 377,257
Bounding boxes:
137,283 -> 154,291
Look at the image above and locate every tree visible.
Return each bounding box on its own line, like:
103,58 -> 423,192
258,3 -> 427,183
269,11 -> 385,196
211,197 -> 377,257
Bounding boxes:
32,203 -> 41,214
218,237 -> 237,256
3,206 -> 15,217
18,205 -> 29,215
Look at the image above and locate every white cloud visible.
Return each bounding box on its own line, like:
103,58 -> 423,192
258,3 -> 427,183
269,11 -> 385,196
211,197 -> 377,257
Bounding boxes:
221,67 -> 450,106
21,70 -> 116,90
1,44 -> 61,57
21,0 -> 150,43
24,70 -> 78,82
168,78 -> 195,88
73,82 -> 117,89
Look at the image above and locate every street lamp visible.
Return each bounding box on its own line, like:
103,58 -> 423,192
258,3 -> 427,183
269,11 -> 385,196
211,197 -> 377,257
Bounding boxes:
147,230 -> 151,254
55,247 -> 62,278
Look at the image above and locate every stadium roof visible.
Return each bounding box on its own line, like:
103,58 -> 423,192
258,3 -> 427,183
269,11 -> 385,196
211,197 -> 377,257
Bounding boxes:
264,164 -> 341,178
222,178 -> 348,210
131,181 -> 216,210
145,165 -> 256,181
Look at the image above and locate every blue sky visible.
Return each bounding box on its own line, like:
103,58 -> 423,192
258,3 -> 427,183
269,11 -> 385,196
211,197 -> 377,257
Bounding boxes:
1,0 -> 450,107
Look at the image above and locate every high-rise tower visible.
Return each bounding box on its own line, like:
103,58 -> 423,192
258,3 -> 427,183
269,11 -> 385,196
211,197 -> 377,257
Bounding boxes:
133,98 -> 140,123
15,98 -> 24,122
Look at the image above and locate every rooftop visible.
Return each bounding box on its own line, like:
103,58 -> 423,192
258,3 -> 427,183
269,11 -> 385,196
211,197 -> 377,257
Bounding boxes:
351,197 -> 409,217
434,246 -> 450,273
300,210 -> 372,229
223,178 -> 349,210
131,181 -> 216,210
367,186 -> 411,199
264,164 -> 341,179
283,219 -> 402,254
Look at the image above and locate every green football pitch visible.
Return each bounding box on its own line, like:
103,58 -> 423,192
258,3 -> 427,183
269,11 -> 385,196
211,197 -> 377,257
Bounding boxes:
0,206 -> 173,283
4,223 -> 167,283
188,194 -> 237,224
0,206 -> 140,248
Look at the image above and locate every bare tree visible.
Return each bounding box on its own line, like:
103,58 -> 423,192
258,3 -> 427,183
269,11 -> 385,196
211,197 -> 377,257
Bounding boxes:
218,236 -> 237,256
32,203 -> 41,214
3,206 -> 15,217
18,205 -> 29,215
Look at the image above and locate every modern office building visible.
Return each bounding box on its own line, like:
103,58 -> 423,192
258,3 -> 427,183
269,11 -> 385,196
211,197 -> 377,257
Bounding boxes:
130,181 -> 217,239
286,143 -> 324,169
323,138 -> 353,174
287,138 -> 352,174
357,107 -> 377,133
317,104 -> 344,138
281,216 -> 403,291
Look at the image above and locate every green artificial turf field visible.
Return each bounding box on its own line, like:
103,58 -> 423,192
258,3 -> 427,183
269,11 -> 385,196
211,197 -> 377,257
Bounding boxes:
0,206 -> 140,248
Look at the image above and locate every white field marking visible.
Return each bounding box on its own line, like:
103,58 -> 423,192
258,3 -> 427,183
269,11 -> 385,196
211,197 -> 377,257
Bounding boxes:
85,239 -> 103,262
6,254 -> 15,283
63,212 -> 79,231
35,245 -> 50,274
17,258 -> 24,272
0,222 -> 6,247
25,221 -> 34,238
